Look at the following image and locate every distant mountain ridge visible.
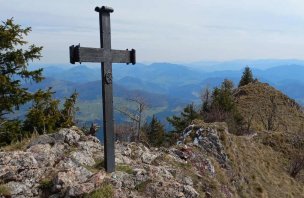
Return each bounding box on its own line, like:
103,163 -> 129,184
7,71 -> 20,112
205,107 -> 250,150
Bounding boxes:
24,61 -> 304,124
186,59 -> 304,71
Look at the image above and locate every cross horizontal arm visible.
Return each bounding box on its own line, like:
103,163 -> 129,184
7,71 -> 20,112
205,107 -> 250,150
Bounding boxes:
69,45 -> 136,65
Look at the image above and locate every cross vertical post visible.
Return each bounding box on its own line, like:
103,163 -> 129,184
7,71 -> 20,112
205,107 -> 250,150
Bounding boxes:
69,5 -> 136,173
97,6 -> 115,173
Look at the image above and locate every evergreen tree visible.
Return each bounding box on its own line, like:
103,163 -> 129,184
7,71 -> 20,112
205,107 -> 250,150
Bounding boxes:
201,79 -> 237,123
60,91 -> 79,127
200,87 -> 211,113
23,89 -> 79,134
0,18 -> 43,143
0,19 -> 80,145
167,103 -> 201,133
238,66 -> 254,87
206,79 -> 235,113
23,88 -> 61,134
215,79 -> 235,112
146,115 -> 165,147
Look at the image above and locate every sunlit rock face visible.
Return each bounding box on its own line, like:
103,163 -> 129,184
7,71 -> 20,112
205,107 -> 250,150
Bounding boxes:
3,120 -> 300,198
1,126 -> 219,198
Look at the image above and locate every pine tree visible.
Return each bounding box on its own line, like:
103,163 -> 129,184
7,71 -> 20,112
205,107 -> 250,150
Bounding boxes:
0,19 -> 80,145
201,79 -> 237,123
0,18 -> 43,143
146,115 -> 165,147
217,79 -> 235,112
167,103 -> 201,133
200,87 -> 211,113
23,88 -> 61,134
23,89 -> 79,134
238,66 -> 254,87
60,91 -> 79,127
207,79 -> 235,113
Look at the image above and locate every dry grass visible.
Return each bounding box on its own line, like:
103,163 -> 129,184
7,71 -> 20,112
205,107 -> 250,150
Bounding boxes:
0,131 -> 39,152
224,134 -> 304,197
234,82 -> 304,133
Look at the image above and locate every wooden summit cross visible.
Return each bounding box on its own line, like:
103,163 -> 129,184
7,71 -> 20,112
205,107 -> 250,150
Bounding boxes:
69,6 -> 136,173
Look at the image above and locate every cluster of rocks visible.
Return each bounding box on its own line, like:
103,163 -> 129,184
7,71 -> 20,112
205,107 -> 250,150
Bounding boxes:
0,127 -> 104,198
180,121 -> 229,167
0,122 -> 230,198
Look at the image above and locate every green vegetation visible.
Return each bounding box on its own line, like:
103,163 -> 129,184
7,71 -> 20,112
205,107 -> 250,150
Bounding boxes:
116,164 -> 134,174
0,19 -> 79,147
39,179 -> 53,190
60,91 -> 79,128
84,159 -> 105,173
238,66 -> 254,87
143,115 -> 165,147
85,183 -> 114,198
0,129 -> 39,152
169,79 -> 243,135
167,103 -> 201,133
135,179 -> 152,193
0,18 -> 43,146
0,184 -> 11,197
23,88 -> 61,133
23,90 -> 78,134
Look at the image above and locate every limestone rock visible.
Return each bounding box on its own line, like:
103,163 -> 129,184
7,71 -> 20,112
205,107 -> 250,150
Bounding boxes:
52,128 -> 81,145
183,185 -> 199,198
180,122 -> 229,166
141,151 -> 158,164
70,151 -> 95,166
67,182 -> 95,197
27,134 -> 56,148
0,126 -> 217,198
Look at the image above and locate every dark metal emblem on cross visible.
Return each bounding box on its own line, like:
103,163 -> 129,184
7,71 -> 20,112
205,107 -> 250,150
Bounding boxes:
69,6 -> 136,172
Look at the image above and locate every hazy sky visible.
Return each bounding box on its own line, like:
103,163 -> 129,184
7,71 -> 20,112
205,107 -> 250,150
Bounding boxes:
1,0 -> 304,64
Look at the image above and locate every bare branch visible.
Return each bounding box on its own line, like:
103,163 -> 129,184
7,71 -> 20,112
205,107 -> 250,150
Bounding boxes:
115,107 -> 138,122
0,120 -> 8,126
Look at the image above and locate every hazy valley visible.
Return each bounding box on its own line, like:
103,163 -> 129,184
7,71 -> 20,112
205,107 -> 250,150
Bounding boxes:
24,60 -> 304,128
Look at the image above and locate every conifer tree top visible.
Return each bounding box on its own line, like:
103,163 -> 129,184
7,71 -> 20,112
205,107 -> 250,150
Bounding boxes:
238,66 -> 254,87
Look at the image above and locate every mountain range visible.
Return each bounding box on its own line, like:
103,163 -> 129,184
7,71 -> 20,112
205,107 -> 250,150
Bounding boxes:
25,60 -> 304,127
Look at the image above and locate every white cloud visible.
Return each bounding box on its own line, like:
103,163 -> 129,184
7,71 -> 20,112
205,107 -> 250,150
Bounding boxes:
1,0 -> 304,63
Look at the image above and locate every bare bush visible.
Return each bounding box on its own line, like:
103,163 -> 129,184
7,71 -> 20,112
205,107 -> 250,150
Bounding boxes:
289,154 -> 304,178
203,107 -> 229,123
115,96 -> 148,142
114,123 -> 136,142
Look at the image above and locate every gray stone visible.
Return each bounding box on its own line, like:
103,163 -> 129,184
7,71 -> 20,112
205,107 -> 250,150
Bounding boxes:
6,182 -> 28,196
27,134 -> 56,148
183,185 -> 199,198
133,168 -> 148,182
51,128 -> 80,145
183,176 -> 193,186
67,183 -> 95,197
70,151 -> 95,166
141,152 -> 158,164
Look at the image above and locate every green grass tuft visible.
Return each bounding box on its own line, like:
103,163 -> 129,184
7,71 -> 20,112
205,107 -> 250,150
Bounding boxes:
85,183 -> 114,198
0,184 -> 11,196
135,179 -> 152,193
116,164 -> 133,174
39,179 -> 53,190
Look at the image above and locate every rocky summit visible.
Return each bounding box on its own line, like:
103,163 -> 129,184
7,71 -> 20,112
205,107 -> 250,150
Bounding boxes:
0,122 -> 304,198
